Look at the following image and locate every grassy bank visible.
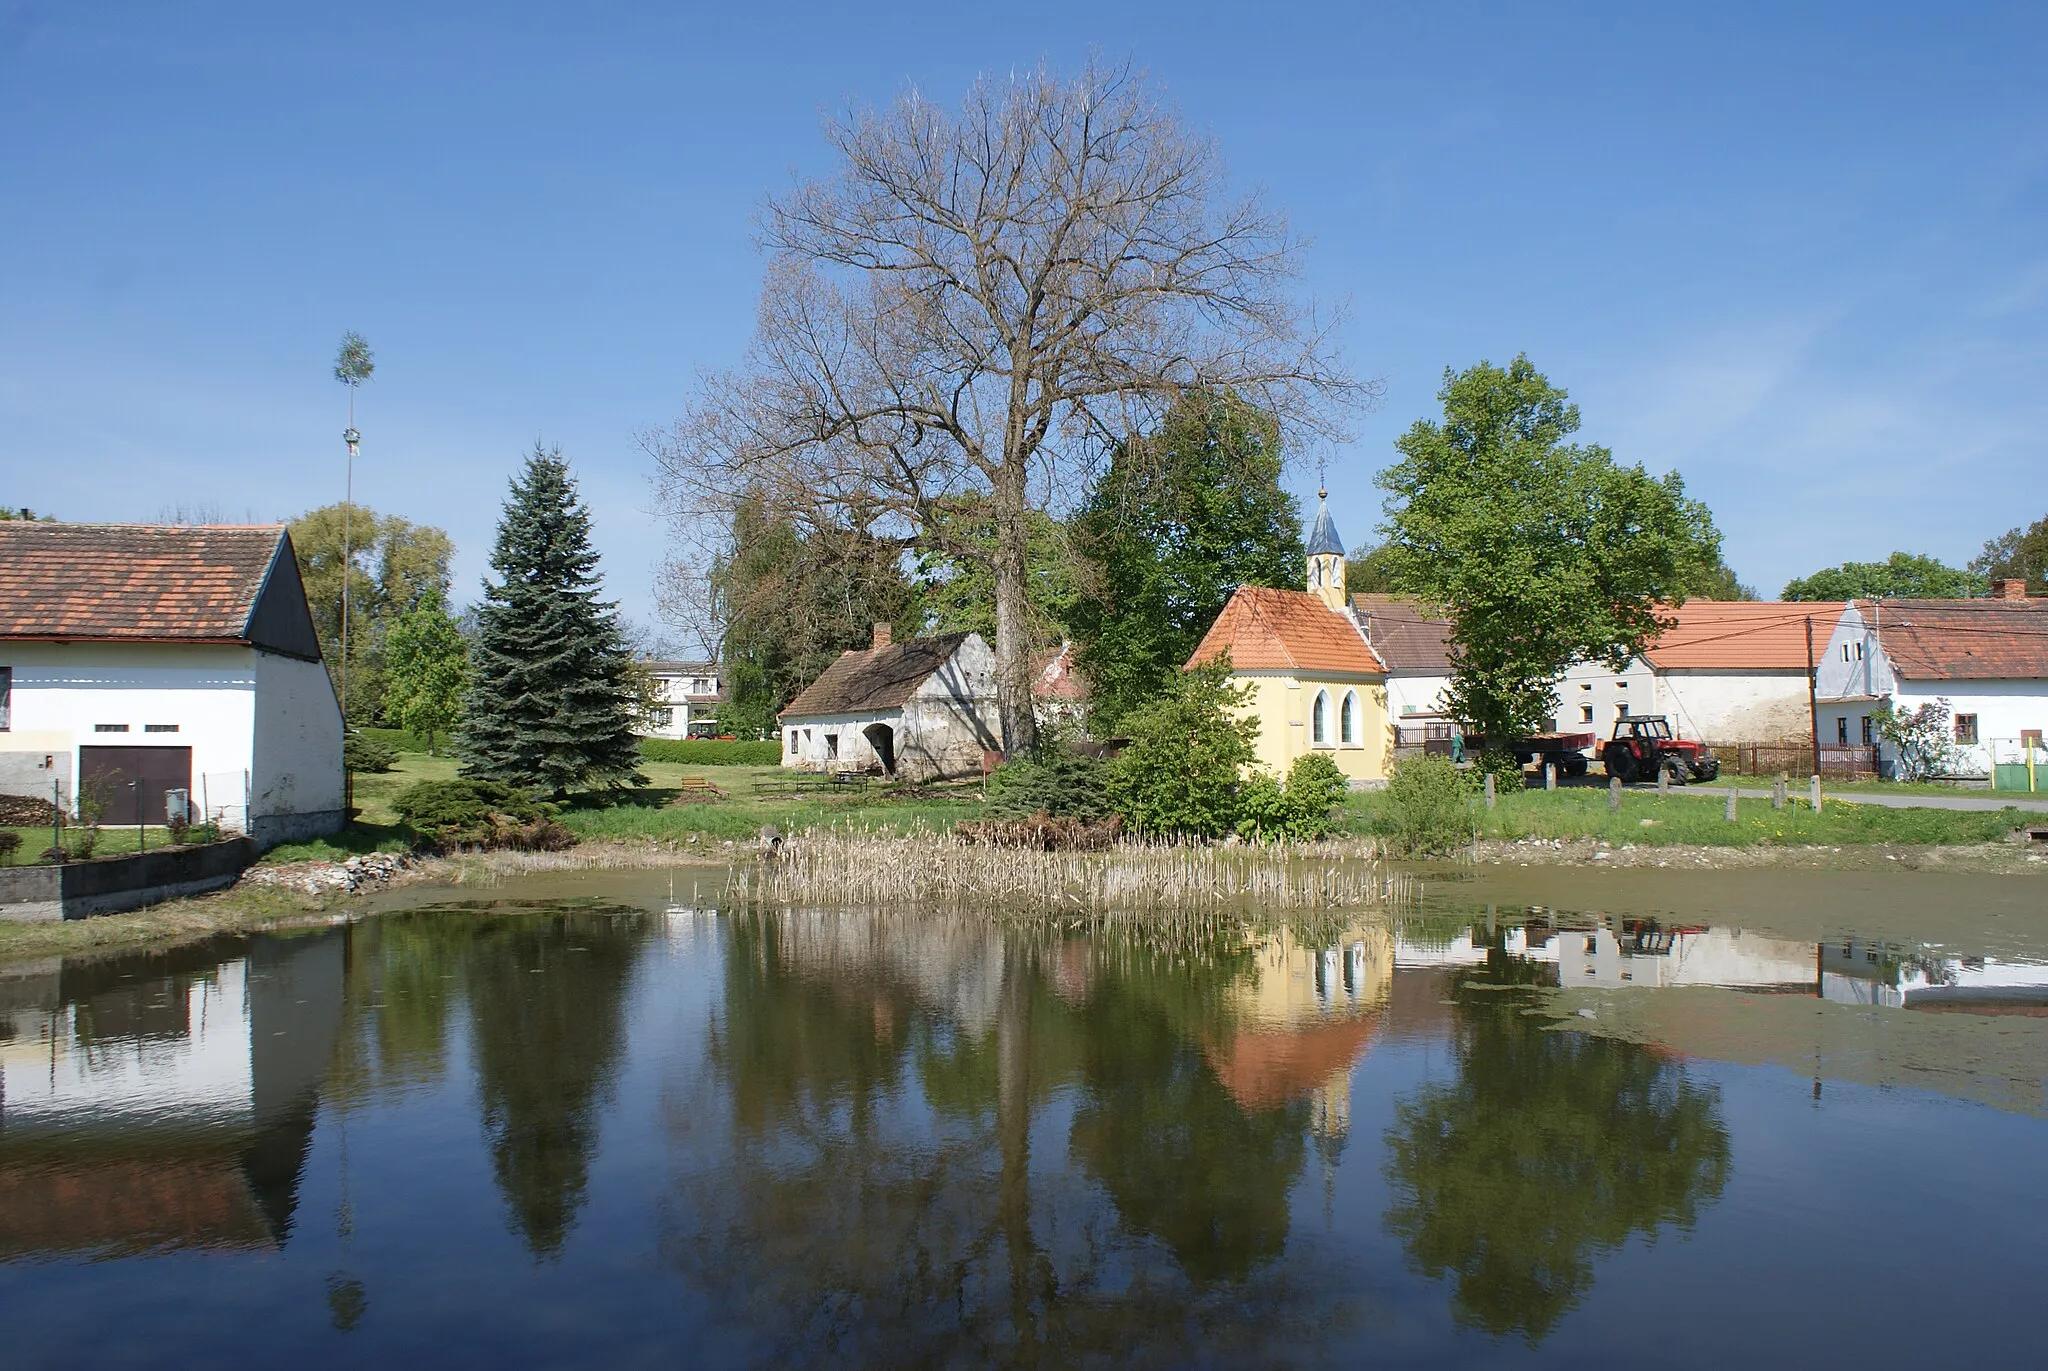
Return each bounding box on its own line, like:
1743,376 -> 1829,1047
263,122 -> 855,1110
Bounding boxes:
1337,785 -> 2031,849
0,883 -> 346,963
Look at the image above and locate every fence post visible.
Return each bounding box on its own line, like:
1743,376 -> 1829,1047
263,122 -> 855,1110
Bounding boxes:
1609,775 -> 1622,812
1657,765 -> 1669,797
1545,762 -> 1556,791
1484,773 -> 1496,809
1810,774 -> 1822,813
1725,787 -> 1738,822
1772,774 -> 1787,810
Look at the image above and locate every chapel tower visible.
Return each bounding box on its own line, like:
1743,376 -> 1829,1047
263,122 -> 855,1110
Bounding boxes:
1305,490 -> 1347,612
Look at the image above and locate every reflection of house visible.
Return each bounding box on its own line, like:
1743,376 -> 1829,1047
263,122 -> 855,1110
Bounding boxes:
0,932 -> 345,1259
1186,495 -> 1392,785
0,522 -> 344,847
637,660 -> 724,739
1818,585 -> 2048,780
1204,927 -> 1392,1139
1519,925 -> 1816,992
1820,938 -> 2048,1014
779,625 -> 1002,781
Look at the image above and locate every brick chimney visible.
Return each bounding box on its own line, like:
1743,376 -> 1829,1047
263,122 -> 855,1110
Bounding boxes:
2000,577 -> 2030,602
871,621 -> 892,650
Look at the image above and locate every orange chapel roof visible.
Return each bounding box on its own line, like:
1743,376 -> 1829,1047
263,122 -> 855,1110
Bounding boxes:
1186,586 -> 1385,675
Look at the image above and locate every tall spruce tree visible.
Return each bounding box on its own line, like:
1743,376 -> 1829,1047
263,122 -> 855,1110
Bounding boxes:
460,447 -> 644,795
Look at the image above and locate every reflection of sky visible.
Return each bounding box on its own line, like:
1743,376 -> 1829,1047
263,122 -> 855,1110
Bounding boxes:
0,961 -> 253,1134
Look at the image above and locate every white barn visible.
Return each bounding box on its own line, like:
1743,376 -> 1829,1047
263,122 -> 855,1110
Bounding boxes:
778,626 -> 1001,782
0,523 -> 345,849
1818,582 -> 2048,780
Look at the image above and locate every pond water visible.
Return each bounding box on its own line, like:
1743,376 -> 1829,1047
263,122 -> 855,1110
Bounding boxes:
2,867 -> 2045,1368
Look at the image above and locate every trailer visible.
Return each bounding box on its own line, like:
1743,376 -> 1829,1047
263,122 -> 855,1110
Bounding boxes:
1461,731 -> 1595,777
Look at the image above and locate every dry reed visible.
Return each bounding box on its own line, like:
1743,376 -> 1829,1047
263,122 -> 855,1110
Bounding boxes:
728,830 -> 1416,915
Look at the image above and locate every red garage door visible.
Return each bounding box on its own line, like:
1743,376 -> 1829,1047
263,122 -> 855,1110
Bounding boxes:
79,746 -> 193,825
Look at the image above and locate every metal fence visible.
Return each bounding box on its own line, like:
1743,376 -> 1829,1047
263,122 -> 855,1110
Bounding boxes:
1709,742 -> 1881,779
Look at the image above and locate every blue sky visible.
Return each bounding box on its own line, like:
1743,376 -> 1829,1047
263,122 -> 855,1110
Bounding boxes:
4,2 -> 2043,637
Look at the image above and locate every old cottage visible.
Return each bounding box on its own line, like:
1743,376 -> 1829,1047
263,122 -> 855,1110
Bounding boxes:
778,625 -> 1002,781
0,523 -> 344,848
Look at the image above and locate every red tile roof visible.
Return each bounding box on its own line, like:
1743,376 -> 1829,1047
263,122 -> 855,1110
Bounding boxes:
1351,594 -> 1454,672
0,523 -> 288,644
1186,586 -> 1384,675
1644,601 -> 1844,671
1859,598 -> 2048,679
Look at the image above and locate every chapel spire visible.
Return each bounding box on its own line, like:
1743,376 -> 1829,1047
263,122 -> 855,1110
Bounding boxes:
1305,488 -> 1346,612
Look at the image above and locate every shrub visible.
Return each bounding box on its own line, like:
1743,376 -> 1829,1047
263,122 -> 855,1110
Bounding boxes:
1382,754 -> 1475,856
1472,748 -> 1527,794
0,831 -> 20,865
391,778 -> 576,851
1104,660 -> 1261,838
955,813 -> 1123,850
986,748 -> 1112,820
344,732 -> 399,774
1233,754 -> 1353,842
639,738 -> 782,766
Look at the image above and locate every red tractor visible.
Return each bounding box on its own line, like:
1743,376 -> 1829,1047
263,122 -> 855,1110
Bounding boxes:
1603,716 -> 1720,785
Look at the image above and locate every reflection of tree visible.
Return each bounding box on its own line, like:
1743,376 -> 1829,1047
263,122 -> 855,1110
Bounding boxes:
1383,940 -> 1730,1344
466,910 -> 645,1257
1067,965 -> 1308,1283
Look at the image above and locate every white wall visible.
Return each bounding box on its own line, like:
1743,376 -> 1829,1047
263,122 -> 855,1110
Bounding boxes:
1890,679 -> 2048,777
780,636 -> 1002,781
1654,670 -> 1812,742
640,670 -> 722,739
1387,672 -> 1451,721
251,649 -> 344,845
1551,657 -> 1659,738
0,642 -> 256,817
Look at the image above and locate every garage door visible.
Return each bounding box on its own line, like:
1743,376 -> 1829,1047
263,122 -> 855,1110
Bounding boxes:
78,746 -> 194,825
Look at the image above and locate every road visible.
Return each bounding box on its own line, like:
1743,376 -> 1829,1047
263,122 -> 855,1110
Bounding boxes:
1649,783 -> 2048,816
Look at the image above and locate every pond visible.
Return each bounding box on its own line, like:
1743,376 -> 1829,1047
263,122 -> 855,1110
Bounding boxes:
2,866 -> 2045,1367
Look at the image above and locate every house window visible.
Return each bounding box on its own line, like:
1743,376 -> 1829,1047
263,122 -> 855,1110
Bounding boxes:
1843,643 -> 1851,662
1312,690 -> 1330,744
785,730 -> 795,753
1340,691 -> 1359,744
1615,703 -> 1629,719
1579,705 -> 1594,725
652,707 -> 673,727
95,723 -> 129,733
826,733 -> 839,759
0,666 -> 9,730
1854,642 -> 1864,661
1837,716 -> 1849,745
145,724 -> 179,733
1860,716 -> 1873,745
1954,714 -> 1979,745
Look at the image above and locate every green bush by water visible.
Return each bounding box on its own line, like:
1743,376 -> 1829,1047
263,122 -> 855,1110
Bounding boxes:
986,749 -> 1113,820
639,738 -> 782,766
1381,755 -> 1476,855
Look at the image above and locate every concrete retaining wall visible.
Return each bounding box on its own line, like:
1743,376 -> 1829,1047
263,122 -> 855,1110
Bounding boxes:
0,838 -> 257,923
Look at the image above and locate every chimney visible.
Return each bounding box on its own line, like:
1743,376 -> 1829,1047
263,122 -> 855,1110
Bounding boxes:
2000,577 -> 2030,602
871,622 -> 892,650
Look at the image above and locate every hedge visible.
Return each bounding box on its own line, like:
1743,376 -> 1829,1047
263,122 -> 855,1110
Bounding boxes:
639,738 -> 782,766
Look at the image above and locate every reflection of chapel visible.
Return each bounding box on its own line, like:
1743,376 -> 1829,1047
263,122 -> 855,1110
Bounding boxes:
1185,493 -> 1394,783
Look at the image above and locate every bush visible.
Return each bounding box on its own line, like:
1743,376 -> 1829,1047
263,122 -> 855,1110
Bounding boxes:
1381,754 -> 1475,856
391,778 -> 576,851
1104,661 -> 1261,838
1233,753 -> 1352,842
344,732 -> 399,774
1472,748 -> 1527,794
639,738 -> 782,766
986,748 -> 1112,820
0,831 -> 19,865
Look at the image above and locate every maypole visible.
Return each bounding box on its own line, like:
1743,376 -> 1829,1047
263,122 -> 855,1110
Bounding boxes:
333,332 -> 375,720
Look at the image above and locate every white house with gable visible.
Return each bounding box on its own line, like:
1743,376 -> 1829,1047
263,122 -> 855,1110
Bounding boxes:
0,523 -> 345,848
637,660 -> 725,739
778,625 -> 1002,781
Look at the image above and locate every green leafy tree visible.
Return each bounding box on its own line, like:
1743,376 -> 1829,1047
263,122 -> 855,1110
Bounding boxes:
1874,698 -> 1958,780
1344,541 -> 1402,595
289,504 -> 454,722
708,492 -> 919,739
1971,514 -> 2048,595
1384,948 -> 1730,1344
1377,357 -> 1722,750
917,502 -> 1078,649
459,446 -> 644,796
1685,558 -> 1756,600
1781,551 -> 1982,601
1104,659 -> 1260,838
1,506 -> 55,521
1233,753 -> 1350,841
1071,390 -> 1305,731
382,588 -> 469,752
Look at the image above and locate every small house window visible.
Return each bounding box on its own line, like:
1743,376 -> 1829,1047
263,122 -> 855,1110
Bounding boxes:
652,707 -> 673,727
1615,703 -> 1629,719
1312,690 -> 1330,744
145,724 -> 179,733
1854,642 -> 1864,660
1340,691 -> 1359,744
0,666 -> 9,730
785,731 -> 795,753
1954,714 -> 1979,745
1616,680 -> 1628,690
1580,705 -> 1594,725
1843,643 -> 1851,662
1860,716 -> 1873,745
95,723 -> 129,733
826,733 -> 839,759
1837,716 -> 1849,745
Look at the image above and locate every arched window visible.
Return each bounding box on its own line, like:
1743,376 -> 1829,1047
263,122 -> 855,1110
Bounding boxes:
1341,690 -> 1359,744
1312,689 -> 1330,744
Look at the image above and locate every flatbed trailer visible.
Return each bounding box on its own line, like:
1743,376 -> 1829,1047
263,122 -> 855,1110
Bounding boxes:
1461,731 -> 1595,777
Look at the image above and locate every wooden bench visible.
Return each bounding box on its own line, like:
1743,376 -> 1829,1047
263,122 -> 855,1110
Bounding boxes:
676,775 -> 724,796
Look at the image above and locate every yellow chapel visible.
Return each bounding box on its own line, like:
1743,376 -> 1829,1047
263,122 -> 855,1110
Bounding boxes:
1183,493 -> 1393,784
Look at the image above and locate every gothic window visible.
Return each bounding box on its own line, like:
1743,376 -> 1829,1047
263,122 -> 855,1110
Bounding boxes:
1340,690 -> 1359,744
1312,690 -> 1330,744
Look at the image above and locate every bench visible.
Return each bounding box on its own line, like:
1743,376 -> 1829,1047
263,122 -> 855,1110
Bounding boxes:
676,775 -> 724,796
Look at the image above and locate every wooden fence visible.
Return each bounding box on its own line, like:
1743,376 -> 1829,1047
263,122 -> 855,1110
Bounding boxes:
1709,742 -> 1881,779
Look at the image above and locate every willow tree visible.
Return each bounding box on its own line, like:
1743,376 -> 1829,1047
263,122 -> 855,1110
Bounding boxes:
651,61 -> 1360,754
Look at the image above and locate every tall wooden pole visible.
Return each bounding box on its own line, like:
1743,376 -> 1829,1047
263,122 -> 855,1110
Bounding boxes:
1805,616 -> 1821,782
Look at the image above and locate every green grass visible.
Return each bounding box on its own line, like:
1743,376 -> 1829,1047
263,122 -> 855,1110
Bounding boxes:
1,824 -> 198,863
1825,778 -> 2046,800
1337,786 -> 2032,849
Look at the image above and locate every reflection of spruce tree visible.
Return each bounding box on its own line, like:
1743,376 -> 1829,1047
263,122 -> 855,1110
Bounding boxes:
1383,954 -> 1730,1344
467,911 -> 645,1257
1068,977 -> 1308,1283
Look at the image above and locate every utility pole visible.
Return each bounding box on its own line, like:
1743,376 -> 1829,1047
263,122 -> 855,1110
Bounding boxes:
1805,615 -> 1822,786
333,333 -> 375,723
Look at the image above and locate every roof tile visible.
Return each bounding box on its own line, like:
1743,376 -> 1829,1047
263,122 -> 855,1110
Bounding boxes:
0,523 -> 285,643
1187,587 -> 1384,675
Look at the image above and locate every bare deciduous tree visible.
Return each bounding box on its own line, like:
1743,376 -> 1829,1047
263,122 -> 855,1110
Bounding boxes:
649,59 -> 1367,754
